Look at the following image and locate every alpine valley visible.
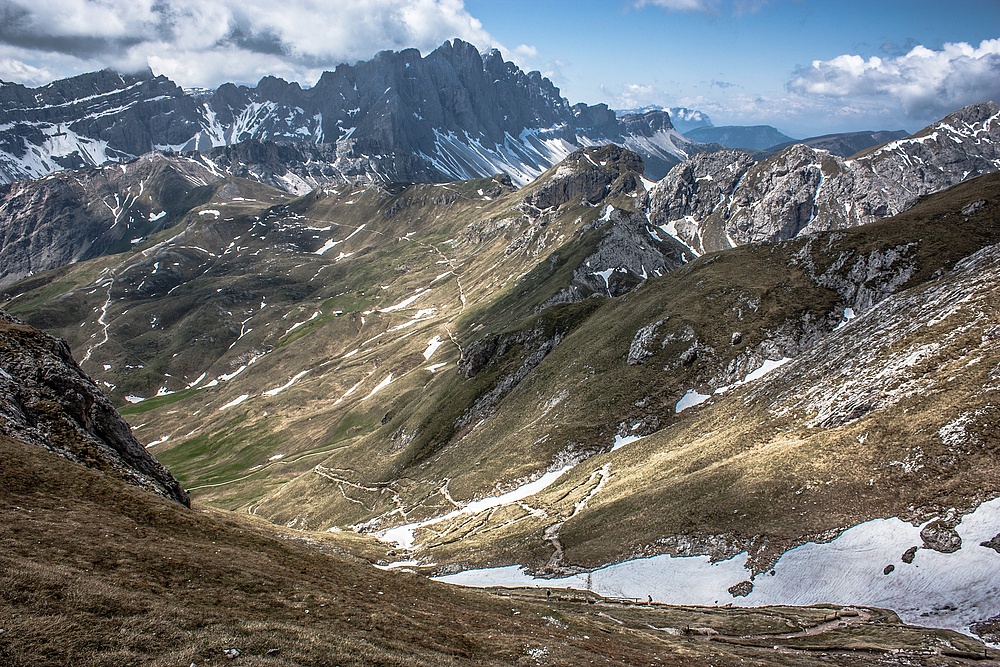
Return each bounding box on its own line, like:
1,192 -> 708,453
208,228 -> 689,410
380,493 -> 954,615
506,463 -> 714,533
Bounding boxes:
2,39 -> 1000,666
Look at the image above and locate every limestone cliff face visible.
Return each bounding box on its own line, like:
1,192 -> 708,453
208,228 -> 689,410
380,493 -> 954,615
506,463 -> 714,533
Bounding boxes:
0,311 -> 188,505
648,101 -> 1000,254
0,152 -> 216,287
0,41 -> 698,189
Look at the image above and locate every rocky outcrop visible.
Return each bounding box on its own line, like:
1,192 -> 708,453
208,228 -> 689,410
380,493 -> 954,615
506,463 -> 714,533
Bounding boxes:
792,239 -> 919,313
456,322 -> 565,430
513,147 -> 692,307
522,145 -> 644,211
0,311 -> 188,504
0,152 -> 217,287
540,207 -> 689,307
648,101 -> 1000,254
920,520 -> 962,553
646,149 -> 756,252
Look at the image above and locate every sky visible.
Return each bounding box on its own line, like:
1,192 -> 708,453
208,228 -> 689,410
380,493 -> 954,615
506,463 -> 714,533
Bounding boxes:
0,0 -> 997,137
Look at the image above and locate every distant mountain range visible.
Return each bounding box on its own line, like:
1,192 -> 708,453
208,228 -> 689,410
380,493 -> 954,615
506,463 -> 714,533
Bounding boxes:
615,105 -> 714,134
683,124 -> 796,151
0,40 -> 700,188
758,129 -> 910,158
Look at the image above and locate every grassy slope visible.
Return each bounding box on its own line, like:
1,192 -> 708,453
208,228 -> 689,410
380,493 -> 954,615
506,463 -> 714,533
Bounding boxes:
404,174 -> 1000,571
4,158 -> 1000,578
2,434 -> 992,666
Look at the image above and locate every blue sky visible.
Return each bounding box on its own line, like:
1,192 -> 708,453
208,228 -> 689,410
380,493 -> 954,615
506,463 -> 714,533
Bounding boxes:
0,0 -> 997,137
466,0 -> 1000,135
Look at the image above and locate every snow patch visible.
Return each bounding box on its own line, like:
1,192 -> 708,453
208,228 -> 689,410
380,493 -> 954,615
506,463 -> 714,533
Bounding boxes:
378,467 -> 572,550
675,389 -> 711,413
219,394 -> 250,411
436,498 -> 1000,640
263,370 -> 309,396
423,335 -> 444,360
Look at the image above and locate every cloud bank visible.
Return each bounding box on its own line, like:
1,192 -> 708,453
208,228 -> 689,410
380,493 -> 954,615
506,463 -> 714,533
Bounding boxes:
0,0 -> 497,87
788,39 -> 1000,120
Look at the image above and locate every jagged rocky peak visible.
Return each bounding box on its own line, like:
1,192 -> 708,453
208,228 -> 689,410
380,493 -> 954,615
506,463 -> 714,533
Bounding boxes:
648,149 -> 755,225
524,144 -> 645,210
0,310 -> 188,504
647,100 -> 1000,254
1,39 -> 702,188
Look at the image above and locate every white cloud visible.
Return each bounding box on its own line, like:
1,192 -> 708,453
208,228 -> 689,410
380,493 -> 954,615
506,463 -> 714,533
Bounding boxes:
788,39 -> 1000,120
608,83 -> 660,110
634,0 -> 769,13
635,0 -> 712,10
0,0 -> 499,87
0,56 -> 54,86
513,44 -> 538,60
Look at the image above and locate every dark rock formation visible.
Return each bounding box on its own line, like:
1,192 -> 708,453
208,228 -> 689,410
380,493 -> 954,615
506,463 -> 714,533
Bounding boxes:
0,41 -> 703,189
919,520 -> 962,553
523,145 -> 644,210
0,310 -> 188,504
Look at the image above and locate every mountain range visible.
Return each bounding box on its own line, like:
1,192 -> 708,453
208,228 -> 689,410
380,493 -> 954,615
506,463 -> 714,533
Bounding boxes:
3,39 -> 1000,663
0,39 -> 700,191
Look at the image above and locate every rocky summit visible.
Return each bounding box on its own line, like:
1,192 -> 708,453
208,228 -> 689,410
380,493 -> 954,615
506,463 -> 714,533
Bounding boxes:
647,101 -> 1000,254
0,40 -> 699,190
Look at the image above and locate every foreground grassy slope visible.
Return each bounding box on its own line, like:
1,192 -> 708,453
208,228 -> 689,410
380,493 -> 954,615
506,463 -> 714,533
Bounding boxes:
9,435 -> 993,666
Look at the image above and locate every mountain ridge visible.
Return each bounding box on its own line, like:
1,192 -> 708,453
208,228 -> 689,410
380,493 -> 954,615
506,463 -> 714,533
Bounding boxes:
0,40 -> 700,189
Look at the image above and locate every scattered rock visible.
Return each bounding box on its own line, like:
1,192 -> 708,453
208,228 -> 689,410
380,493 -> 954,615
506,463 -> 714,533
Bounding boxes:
980,533 -> 1000,554
730,331 -> 742,345
679,344 -> 698,366
920,520 -> 962,553
901,546 -> 919,563
962,199 -> 987,216
628,318 -> 668,365
883,564 -> 895,575
971,613 -> 1000,644
223,648 -> 240,659
728,580 -> 753,597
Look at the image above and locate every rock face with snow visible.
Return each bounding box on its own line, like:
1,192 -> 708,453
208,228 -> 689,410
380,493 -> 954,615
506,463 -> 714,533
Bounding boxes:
0,68 -> 203,182
0,40 -> 701,190
0,310 -> 188,504
648,101 -> 1000,254
0,153 -> 218,287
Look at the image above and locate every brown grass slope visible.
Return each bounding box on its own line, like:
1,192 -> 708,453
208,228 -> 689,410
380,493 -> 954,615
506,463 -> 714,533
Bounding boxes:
7,435 -> 995,666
